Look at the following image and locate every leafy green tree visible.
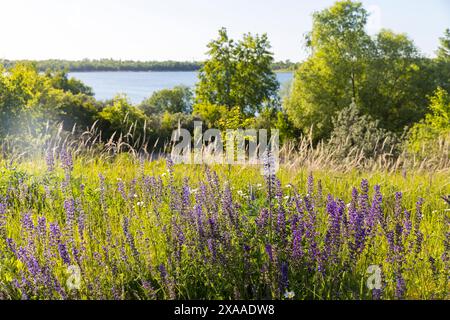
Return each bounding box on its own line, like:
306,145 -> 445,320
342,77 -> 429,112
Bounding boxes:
0,63 -> 47,138
38,88 -> 99,131
192,102 -> 227,128
139,85 -> 192,115
275,111 -> 299,143
285,0 -> 434,141
217,106 -> 254,131
0,63 -> 100,143
360,30 -> 427,132
97,95 -> 148,140
46,70 -> 94,96
432,29 -> 450,93
145,111 -> 197,148
285,0 -> 371,141
233,32 -> 280,114
408,87 -> 450,153
437,29 -> 450,62
195,28 -> 279,116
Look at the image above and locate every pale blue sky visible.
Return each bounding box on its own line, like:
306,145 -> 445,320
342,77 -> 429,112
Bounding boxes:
0,0 -> 448,61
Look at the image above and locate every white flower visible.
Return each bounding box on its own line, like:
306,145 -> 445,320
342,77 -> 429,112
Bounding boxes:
285,184 -> 292,188
161,173 -> 166,177
136,201 -> 144,207
257,183 -> 263,188
237,190 -> 245,196
190,188 -> 198,194
284,291 -> 295,299
133,194 -> 138,198
284,195 -> 290,200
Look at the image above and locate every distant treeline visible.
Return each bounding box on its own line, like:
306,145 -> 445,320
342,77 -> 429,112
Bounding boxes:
0,58 -> 298,72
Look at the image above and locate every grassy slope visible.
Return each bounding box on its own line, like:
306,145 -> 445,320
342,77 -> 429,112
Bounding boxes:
0,154 -> 449,299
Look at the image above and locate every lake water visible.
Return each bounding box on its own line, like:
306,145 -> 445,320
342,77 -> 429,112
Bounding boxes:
70,71 -> 293,104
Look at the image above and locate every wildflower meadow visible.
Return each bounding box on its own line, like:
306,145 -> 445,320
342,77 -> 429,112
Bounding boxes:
0,148 -> 448,300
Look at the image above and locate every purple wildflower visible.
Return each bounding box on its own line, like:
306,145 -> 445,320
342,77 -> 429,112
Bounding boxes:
46,148 -> 55,172
265,244 -> 273,262
123,217 -> 139,259
60,147 -> 73,171
395,272 -> 406,299
117,181 -> 126,200
349,187 -> 365,258
279,261 -> 289,294
0,202 -> 7,236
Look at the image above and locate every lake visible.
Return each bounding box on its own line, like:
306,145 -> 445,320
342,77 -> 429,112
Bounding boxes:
70,71 -> 293,104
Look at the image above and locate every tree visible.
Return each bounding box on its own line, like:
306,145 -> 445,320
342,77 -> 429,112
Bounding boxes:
192,102 -> 227,128
360,30 -> 427,132
0,63 -> 100,142
46,70 -> 94,96
285,0 -> 433,141
139,85 -> 192,115
97,95 -> 148,140
433,29 -> 450,93
195,28 -> 279,116
0,63 -> 46,138
437,29 -> 450,62
38,88 -> 99,131
285,0 -> 371,141
408,87 -> 450,154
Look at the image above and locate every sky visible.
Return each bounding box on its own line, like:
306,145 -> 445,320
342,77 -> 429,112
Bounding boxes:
0,0 -> 449,62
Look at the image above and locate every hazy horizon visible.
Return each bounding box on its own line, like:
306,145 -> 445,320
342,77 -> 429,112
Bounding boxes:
0,0 -> 449,62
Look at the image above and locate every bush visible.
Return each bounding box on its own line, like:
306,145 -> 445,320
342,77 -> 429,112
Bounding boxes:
328,100 -> 400,159
97,95 -> 149,141
139,85 -> 193,116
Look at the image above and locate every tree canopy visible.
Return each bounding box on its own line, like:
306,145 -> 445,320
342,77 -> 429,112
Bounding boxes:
139,85 -> 193,116
195,28 -> 279,116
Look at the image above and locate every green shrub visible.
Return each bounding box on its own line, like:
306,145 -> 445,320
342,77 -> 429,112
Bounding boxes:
139,85 -> 193,116
407,87 -> 450,154
328,100 -> 400,159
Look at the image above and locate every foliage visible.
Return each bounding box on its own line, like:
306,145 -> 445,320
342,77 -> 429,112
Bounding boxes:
433,29 -> 450,93
97,95 -> 148,140
139,85 -> 193,116
46,70 -> 94,96
192,102 -> 227,128
437,29 -> 450,62
275,111 -> 299,143
149,111 -> 197,148
0,64 -> 100,140
216,106 -> 254,131
271,60 -> 298,71
328,100 -> 401,159
285,0 -> 436,141
408,87 -> 450,154
0,63 -> 49,138
195,28 -> 279,116
37,88 -> 99,132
